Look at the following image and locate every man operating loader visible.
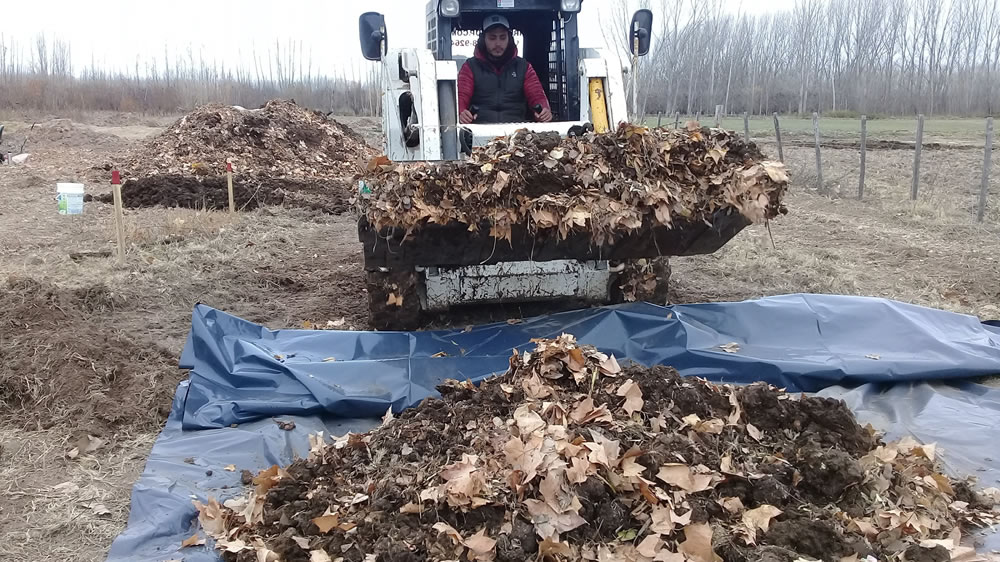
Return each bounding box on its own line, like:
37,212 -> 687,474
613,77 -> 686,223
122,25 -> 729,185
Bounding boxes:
457,14 -> 553,125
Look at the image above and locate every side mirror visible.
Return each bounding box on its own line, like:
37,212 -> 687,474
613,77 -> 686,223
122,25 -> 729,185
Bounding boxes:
630,9 -> 653,57
359,12 -> 388,61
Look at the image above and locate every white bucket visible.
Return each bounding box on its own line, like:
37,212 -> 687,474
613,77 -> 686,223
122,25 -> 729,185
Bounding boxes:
57,183 -> 85,215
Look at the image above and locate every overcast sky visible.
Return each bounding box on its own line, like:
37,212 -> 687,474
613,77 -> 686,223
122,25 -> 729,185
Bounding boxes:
0,1 -> 797,77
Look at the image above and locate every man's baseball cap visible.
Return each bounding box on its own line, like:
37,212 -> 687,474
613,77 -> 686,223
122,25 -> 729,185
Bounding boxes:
483,14 -> 511,31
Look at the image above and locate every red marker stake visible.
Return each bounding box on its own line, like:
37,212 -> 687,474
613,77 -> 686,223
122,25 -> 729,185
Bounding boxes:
111,170 -> 126,264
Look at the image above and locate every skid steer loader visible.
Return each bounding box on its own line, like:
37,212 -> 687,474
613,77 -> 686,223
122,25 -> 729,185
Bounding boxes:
358,1 -> 749,330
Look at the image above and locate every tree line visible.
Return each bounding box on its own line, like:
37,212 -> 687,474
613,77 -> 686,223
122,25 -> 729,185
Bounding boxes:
603,0 -> 1000,118
0,34 -> 380,115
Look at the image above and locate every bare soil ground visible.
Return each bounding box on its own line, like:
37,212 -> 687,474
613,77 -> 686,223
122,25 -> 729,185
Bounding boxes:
0,113 -> 998,561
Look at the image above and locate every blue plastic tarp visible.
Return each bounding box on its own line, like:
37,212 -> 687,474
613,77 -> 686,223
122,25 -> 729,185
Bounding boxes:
107,295 -> 1000,561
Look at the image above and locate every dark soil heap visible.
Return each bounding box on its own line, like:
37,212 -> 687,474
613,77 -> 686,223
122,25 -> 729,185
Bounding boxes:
109,100 -> 375,213
359,123 -> 789,244
194,336 -> 997,562
119,99 -> 374,180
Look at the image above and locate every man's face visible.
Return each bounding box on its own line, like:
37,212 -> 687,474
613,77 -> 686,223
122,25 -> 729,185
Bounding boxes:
484,27 -> 510,57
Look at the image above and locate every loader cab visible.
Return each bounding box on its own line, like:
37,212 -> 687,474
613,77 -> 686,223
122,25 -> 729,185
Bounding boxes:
359,1 -> 650,161
425,0 -> 583,122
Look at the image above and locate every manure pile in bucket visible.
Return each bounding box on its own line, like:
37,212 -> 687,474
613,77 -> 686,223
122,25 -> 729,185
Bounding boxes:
359,123 -> 788,244
192,336 -> 998,562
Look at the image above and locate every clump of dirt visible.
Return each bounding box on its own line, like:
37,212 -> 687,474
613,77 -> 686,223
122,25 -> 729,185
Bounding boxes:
195,336 -> 998,562
116,99 -> 375,180
95,174 -> 352,214
0,276 -> 181,431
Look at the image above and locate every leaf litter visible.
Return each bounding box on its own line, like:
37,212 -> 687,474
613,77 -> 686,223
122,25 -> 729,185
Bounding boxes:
195,335 -> 997,562
358,124 -> 789,245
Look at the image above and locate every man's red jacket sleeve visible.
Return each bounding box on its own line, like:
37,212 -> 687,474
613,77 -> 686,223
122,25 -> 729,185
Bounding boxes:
458,62 -> 475,114
523,63 -> 550,113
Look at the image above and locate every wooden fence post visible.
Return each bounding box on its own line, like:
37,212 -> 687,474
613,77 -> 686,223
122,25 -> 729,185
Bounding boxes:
714,105 -> 723,128
674,112 -> 680,129
227,162 -> 235,214
111,170 -> 126,264
979,117 -> 994,223
911,114 -> 925,200
812,112 -> 824,192
743,112 -> 750,141
859,115 -> 867,200
773,112 -> 784,162
695,110 -> 702,124
656,112 -> 663,128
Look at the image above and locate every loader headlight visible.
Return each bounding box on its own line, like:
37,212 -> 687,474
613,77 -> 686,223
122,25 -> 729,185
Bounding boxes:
560,0 -> 581,13
439,0 -> 460,17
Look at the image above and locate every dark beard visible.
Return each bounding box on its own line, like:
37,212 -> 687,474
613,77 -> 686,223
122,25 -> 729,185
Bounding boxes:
477,33 -> 515,67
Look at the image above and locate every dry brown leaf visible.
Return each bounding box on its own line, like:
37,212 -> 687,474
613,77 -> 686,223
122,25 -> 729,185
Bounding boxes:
399,502 -> 423,514
566,456 -> 591,484
566,347 -> 587,372
67,434 -> 105,459
719,342 -> 741,353
656,463 -> 715,492
192,497 -> 227,539
224,464 -> 237,472
746,423 -> 762,441
464,528 -> 497,556
570,397 -> 614,425
849,519 -> 879,538
616,379 -> 644,417
741,505 -> 782,544
620,454 -> 646,480
504,435 -> 544,484
522,373 -> 553,399
181,533 -> 205,548
655,551 -> 688,562
439,453 -> 488,507
637,534 -> 664,557
538,538 -> 574,557
310,550 -> 333,562
719,496 -> 745,514
311,513 -> 340,533
524,498 -> 587,539
252,465 -> 288,496
433,521 -> 464,544
514,405 -> 547,435
727,391 -> 742,425
291,536 -> 311,549
216,538 -> 252,553
599,354 -> 622,375
539,468 -> 582,514
679,523 -> 722,562
650,505 -> 676,534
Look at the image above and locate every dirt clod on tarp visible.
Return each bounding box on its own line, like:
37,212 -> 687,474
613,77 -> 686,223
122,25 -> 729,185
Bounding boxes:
95,174 -> 352,214
195,337 -> 998,562
0,277 -> 179,431
359,123 -> 789,246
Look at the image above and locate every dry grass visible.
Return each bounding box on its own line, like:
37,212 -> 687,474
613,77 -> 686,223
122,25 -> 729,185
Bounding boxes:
672,189 -> 1000,319
0,429 -> 156,562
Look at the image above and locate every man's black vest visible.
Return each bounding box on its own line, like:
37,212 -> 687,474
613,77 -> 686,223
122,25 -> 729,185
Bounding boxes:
467,56 -> 529,124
